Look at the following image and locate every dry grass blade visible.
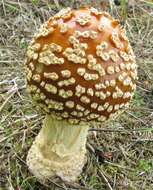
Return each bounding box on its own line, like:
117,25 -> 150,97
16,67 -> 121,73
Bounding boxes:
89,127 -> 153,133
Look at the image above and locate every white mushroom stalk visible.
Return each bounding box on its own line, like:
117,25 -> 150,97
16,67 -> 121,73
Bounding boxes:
27,115 -> 89,182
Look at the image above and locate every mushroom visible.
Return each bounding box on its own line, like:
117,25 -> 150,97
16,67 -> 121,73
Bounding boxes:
25,7 -> 137,183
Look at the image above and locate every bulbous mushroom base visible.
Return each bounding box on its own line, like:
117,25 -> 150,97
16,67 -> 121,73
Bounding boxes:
26,115 -> 89,183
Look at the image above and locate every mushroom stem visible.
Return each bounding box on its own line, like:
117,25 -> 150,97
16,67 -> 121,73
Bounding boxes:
26,114 -> 89,183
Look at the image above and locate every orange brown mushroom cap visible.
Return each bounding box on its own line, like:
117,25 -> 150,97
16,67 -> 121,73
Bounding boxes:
25,7 -> 137,124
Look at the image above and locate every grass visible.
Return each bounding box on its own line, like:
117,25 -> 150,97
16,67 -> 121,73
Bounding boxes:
0,0 -> 153,189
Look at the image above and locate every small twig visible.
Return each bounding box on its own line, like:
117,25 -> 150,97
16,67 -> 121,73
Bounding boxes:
125,111 -> 149,126
137,84 -> 151,92
20,176 -> 37,189
0,85 -> 25,93
104,161 -> 135,172
137,2 -> 153,17
0,87 -> 17,113
64,181 -> 91,190
129,107 -> 153,112
89,128 -> 130,133
45,177 -> 91,190
87,143 -> 95,156
88,143 -> 113,190
0,130 -> 23,143
2,0 -> 6,16
15,153 -> 27,165
0,118 -> 42,143
7,156 -> 15,190
89,127 -> 153,133
97,168 -> 113,190
44,177 -> 67,190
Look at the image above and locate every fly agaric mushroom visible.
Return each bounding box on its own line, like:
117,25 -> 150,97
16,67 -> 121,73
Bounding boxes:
25,7 -> 137,183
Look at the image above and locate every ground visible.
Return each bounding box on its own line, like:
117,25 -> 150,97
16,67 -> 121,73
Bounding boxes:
0,0 -> 153,190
